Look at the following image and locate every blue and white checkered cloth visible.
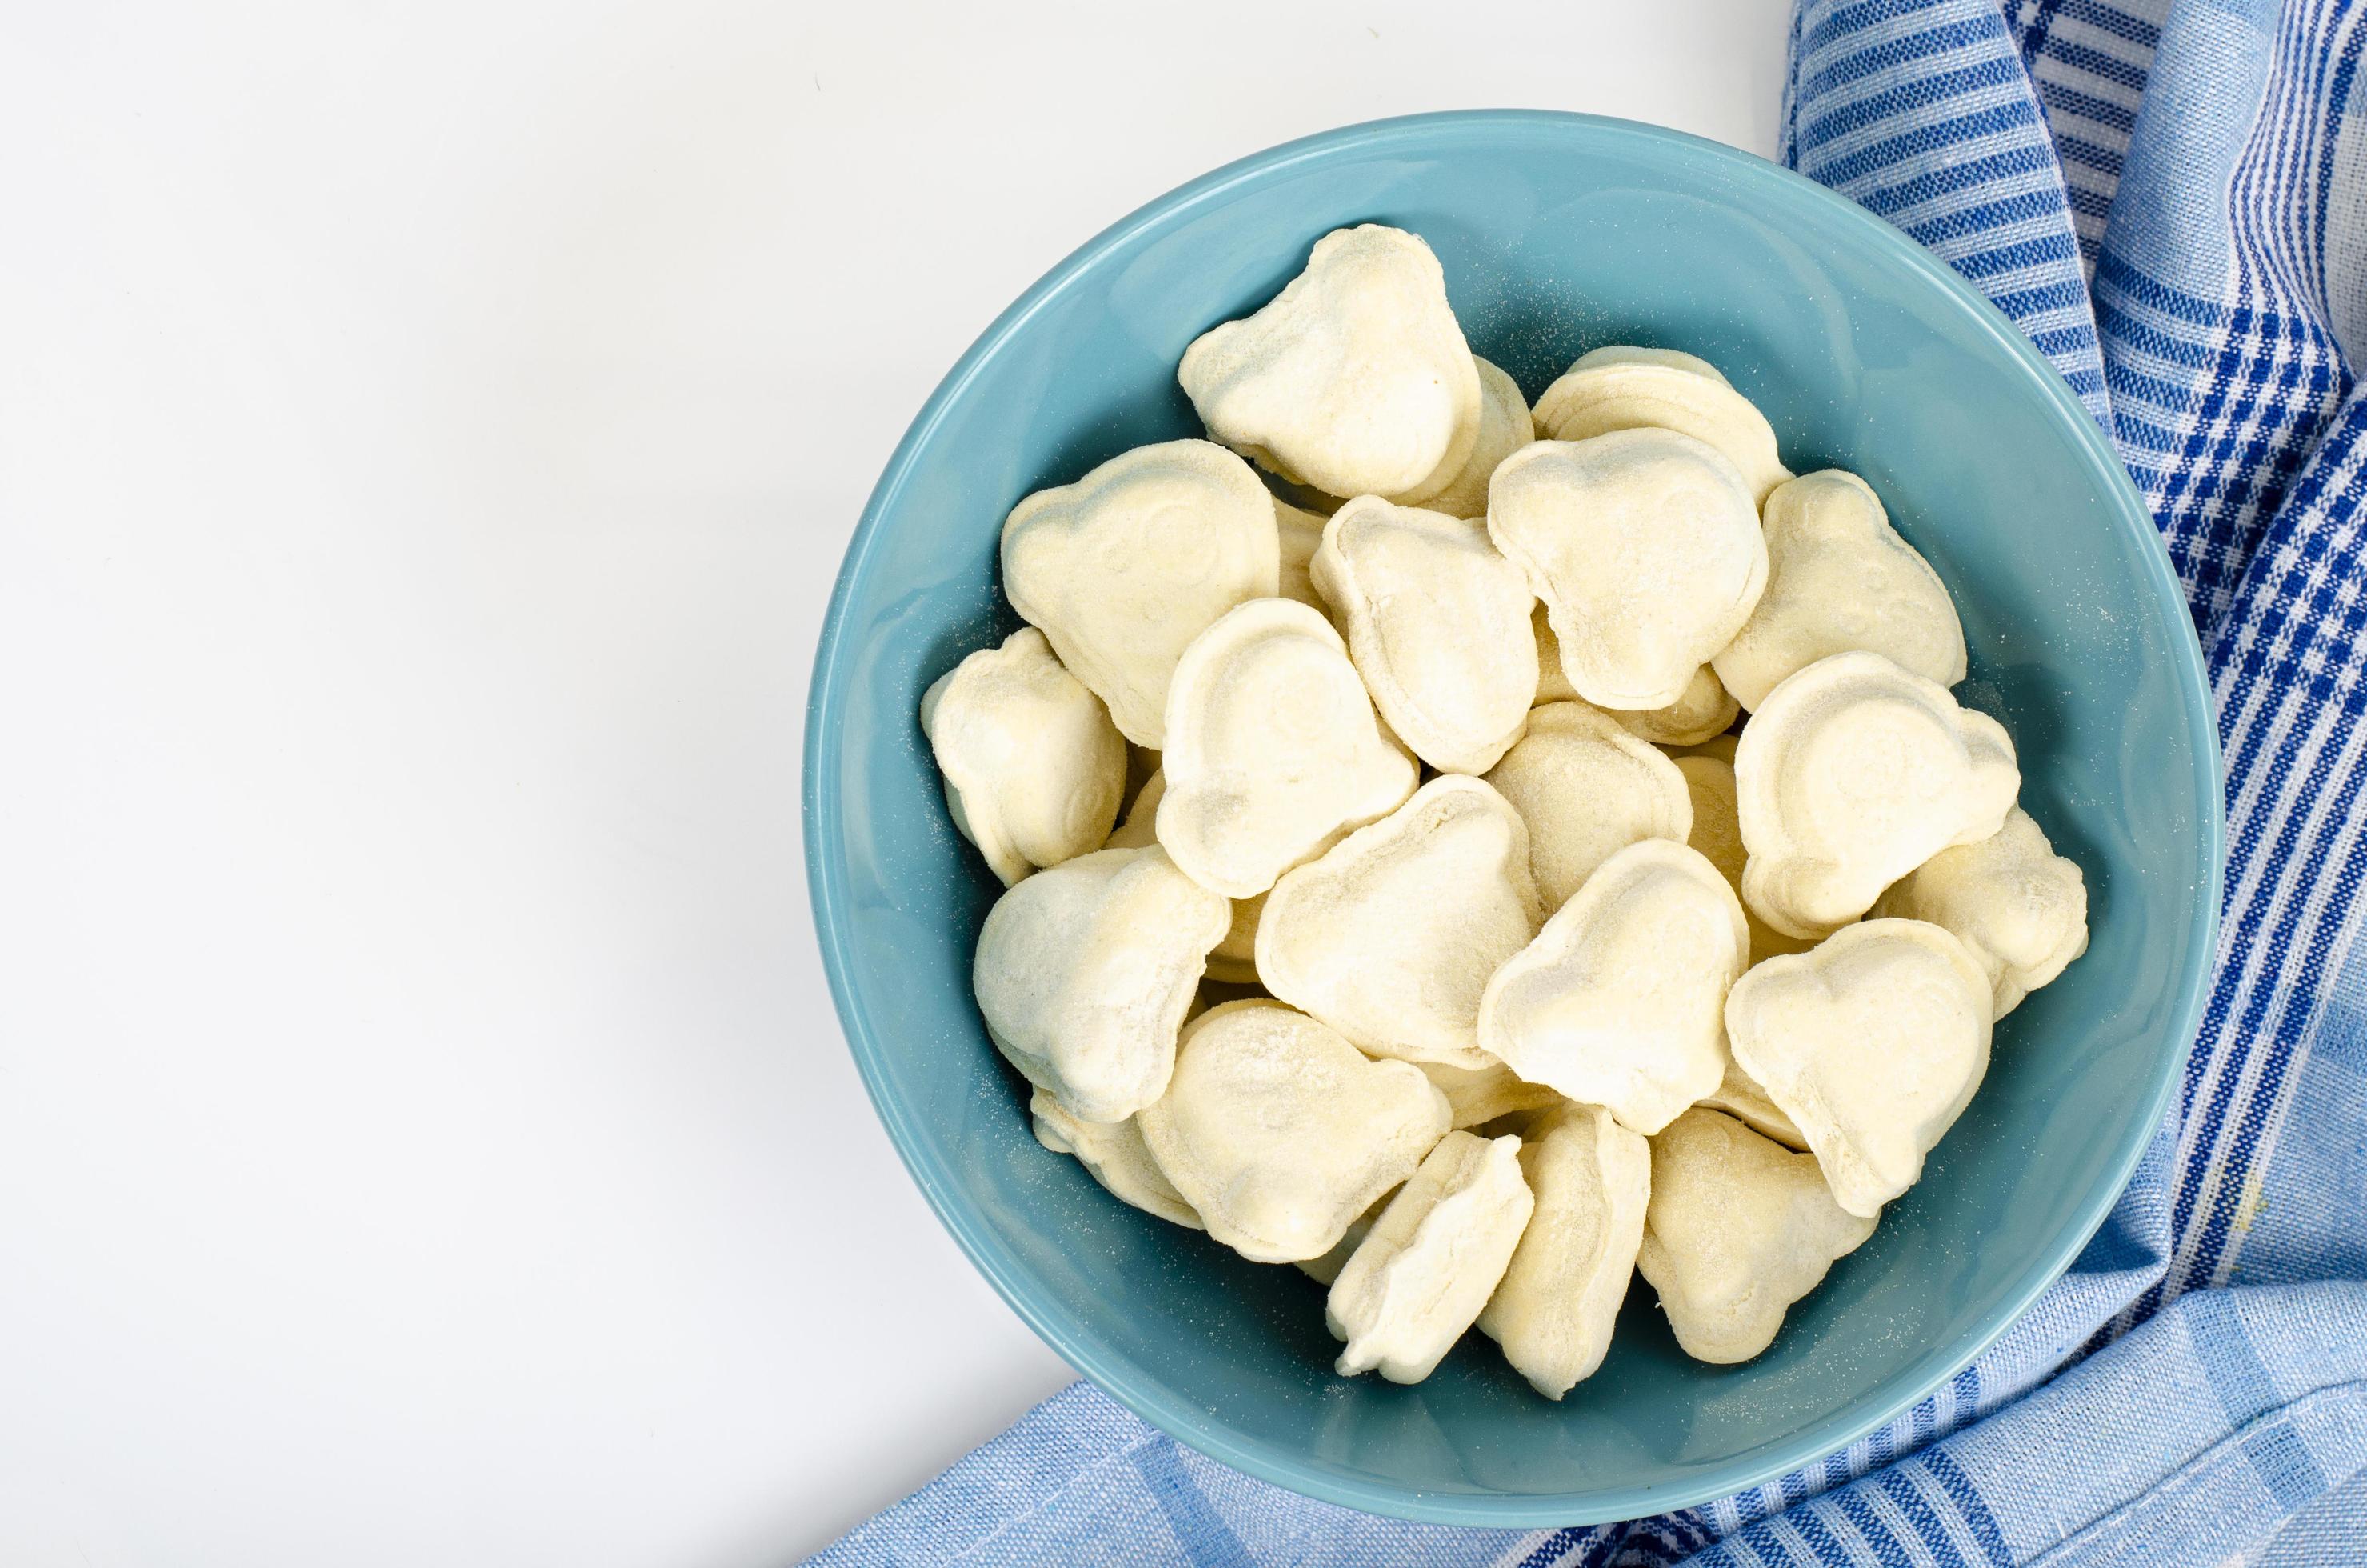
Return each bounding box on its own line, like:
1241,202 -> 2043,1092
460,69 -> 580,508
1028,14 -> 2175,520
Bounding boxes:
815,3 -> 2367,1561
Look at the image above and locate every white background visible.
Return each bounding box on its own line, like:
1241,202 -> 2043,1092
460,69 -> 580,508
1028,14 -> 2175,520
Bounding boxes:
0,4 -> 1787,1563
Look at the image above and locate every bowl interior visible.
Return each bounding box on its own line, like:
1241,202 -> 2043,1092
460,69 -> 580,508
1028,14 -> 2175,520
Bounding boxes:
805,112 -> 2220,1524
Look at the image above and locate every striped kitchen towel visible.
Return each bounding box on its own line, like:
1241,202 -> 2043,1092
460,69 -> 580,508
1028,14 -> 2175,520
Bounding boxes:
813,2 -> 2367,1562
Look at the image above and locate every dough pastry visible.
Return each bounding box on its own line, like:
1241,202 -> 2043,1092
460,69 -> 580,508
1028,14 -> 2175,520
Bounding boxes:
973,845 -> 1230,1122
1327,1131 -> 1534,1382
1031,1089 -> 1202,1229
1713,470 -> 1967,711
1636,1108 -> 1877,1363
1414,1058 -> 1565,1130
1158,599 -> 1417,897
1257,776 -> 1545,1068
1179,225 -> 1481,502
1476,1102 -> 1649,1398
1872,806 -> 2089,1017
922,626 -> 1128,886
1489,431 -> 1768,710
1531,347 -> 1789,502
1312,496 -> 1537,774
1001,438 -> 1280,746
1415,356 -> 1537,520
1483,701 -> 1693,910
1735,650 -> 2020,940
1674,752 -> 1816,965
1477,838 -> 1748,1134
1725,919 -> 1993,1216
1139,1001 -> 1450,1263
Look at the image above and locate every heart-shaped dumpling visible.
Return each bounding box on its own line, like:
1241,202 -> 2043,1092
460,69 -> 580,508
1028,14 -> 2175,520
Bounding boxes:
1272,498 -> 1333,618
973,845 -> 1231,1123
921,627 -> 1128,886
1674,752 -> 1816,966
1178,226 -> 1482,502
1414,1058 -> 1565,1130
1482,702 -> 1693,910
1257,776 -> 1547,1068
1531,346 -> 1789,502
1477,838 -> 1748,1134
1030,1089 -> 1202,1230
1311,498 -> 1537,774
1327,1131 -> 1534,1383
1477,1102 -> 1649,1398
1411,356 -> 1537,519
1872,806 -> 2089,1017
1737,651 -> 2021,940
1713,470 -> 1968,711
1158,599 -> 1417,898
1636,1108 -> 1877,1363
1138,1001 -> 1449,1262
1489,431 -> 1768,711
1001,439 -> 1281,747
1725,919 -> 1993,1217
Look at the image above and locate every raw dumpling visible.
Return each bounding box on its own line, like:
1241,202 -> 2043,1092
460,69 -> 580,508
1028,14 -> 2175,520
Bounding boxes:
1106,768 -> 1265,982
1736,651 -> 2021,940
1415,1058 -> 1565,1130
1158,599 -> 1416,898
1296,1198 -> 1389,1286
1725,919 -> 1994,1217
1636,1108 -> 1877,1363
1605,664 -> 1740,748
1477,1102 -> 1649,1398
1328,1131 -> 1534,1382
1257,776 -> 1545,1068
1483,701 -> 1693,910
1138,1001 -> 1450,1262
1872,806 -> 2089,1017
1531,346 -> 1789,502
1698,1057 -> 1807,1150
1001,439 -> 1280,746
1031,1089 -> 1202,1230
1179,225 -> 1481,502
1415,356 -> 1537,519
922,626 -> 1128,886
974,846 -> 1230,1122
1477,839 -> 1747,1134
1102,766 -> 1164,850
1312,497 -> 1537,774
1674,752 -> 1816,965
1532,604 -> 1579,704
1489,431 -> 1768,710
1713,470 -> 1967,711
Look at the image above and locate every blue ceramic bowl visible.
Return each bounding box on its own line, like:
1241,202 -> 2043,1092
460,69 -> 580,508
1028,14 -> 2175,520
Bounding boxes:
804,111 -> 2221,1524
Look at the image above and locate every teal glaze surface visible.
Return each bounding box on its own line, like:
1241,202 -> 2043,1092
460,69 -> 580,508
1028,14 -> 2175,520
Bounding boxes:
802,112 -> 2223,1526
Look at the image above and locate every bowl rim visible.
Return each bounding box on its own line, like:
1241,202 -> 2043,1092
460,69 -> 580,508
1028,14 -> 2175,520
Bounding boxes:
802,108 -> 2225,1526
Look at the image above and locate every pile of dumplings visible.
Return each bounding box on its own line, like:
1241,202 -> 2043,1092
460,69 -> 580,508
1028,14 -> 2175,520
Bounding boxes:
923,223 -> 2091,1398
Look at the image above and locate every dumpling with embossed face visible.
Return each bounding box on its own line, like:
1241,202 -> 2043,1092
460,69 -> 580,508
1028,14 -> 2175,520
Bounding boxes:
1138,1000 -> 1450,1263
1736,650 -> 2021,940
1489,430 -> 1768,712
1258,775 -> 1547,1070
1637,1108 -> 1877,1363
1725,919 -> 1996,1217
921,626 -> 1128,886
1000,439 -> 1280,748
1477,838 -> 1748,1135
1178,225 -> 1482,503
1158,599 -> 1416,898
974,846 -> 1231,1123
1312,497 -> 1537,774
1532,346 -> 1790,502
1873,806 -> 2089,1017
1714,470 -> 1967,711
1483,702 -> 1693,911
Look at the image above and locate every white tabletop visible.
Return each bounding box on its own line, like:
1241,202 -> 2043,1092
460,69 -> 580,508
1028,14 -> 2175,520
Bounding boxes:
0,5 -> 1785,1562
